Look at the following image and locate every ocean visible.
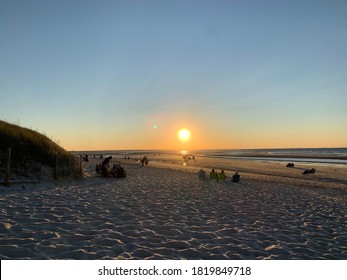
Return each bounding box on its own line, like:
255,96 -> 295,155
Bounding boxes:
75,148 -> 347,166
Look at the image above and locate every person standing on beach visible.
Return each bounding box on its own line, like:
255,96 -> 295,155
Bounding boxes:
140,156 -> 148,166
102,156 -> 112,166
101,156 -> 112,176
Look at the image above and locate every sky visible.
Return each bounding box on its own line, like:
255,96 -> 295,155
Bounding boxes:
1,0 -> 347,151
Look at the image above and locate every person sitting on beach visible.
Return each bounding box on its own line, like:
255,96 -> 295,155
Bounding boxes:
102,164 -> 112,177
116,164 -> 127,178
219,170 -> 226,181
111,164 -> 118,177
232,171 -> 240,182
210,169 -> 219,180
198,169 -> 206,179
101,163 -> 107,176
101,162 -> 110,177
303,168 -> 316,175
96,164 -> 102,174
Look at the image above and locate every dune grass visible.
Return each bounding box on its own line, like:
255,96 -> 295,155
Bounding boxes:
0,120 -> 80,178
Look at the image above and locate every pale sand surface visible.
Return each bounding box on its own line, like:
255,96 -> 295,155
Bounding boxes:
0,155 -> 346,259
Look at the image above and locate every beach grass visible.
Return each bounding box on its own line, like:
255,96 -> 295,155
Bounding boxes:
0,120 -> 80,179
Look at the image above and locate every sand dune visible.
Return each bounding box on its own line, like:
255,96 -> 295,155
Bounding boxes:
0,156 -> 346,259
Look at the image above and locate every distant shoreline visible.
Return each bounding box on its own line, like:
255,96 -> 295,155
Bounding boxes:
72,148 -> 347,166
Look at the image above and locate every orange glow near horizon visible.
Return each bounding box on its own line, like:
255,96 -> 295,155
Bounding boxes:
54,116 -> 347,151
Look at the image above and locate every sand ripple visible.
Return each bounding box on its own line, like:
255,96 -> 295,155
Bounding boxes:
0,162 -> 346,259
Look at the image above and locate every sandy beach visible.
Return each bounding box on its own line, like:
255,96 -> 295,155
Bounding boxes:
0,154 -> 346,259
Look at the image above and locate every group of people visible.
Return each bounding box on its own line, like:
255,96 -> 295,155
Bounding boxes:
96,156 -> 127,178
140,156 -> 149,166
286,162 -> 317,175
198,168 -> 240,182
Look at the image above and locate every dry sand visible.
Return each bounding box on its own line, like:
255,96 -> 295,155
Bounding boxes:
0,154 -> 346,259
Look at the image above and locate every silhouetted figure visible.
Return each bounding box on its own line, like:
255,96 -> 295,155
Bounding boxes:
102,156 -> 112,166
140,156 -> 148,166
198,169 -> 206,179
101,156 -> 112,176
96,164 -> 101,174
219,170 -> 226,181
111,164 -> 118,176
116,164 -> 127,178
303,168 -> 316,175
232,171 -> 240,182
209,169 -> 218,180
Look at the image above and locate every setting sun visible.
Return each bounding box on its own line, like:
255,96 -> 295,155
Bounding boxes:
178,128 -> 191,142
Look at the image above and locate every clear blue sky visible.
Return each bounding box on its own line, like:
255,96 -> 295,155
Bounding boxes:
1,0 -> 346,150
